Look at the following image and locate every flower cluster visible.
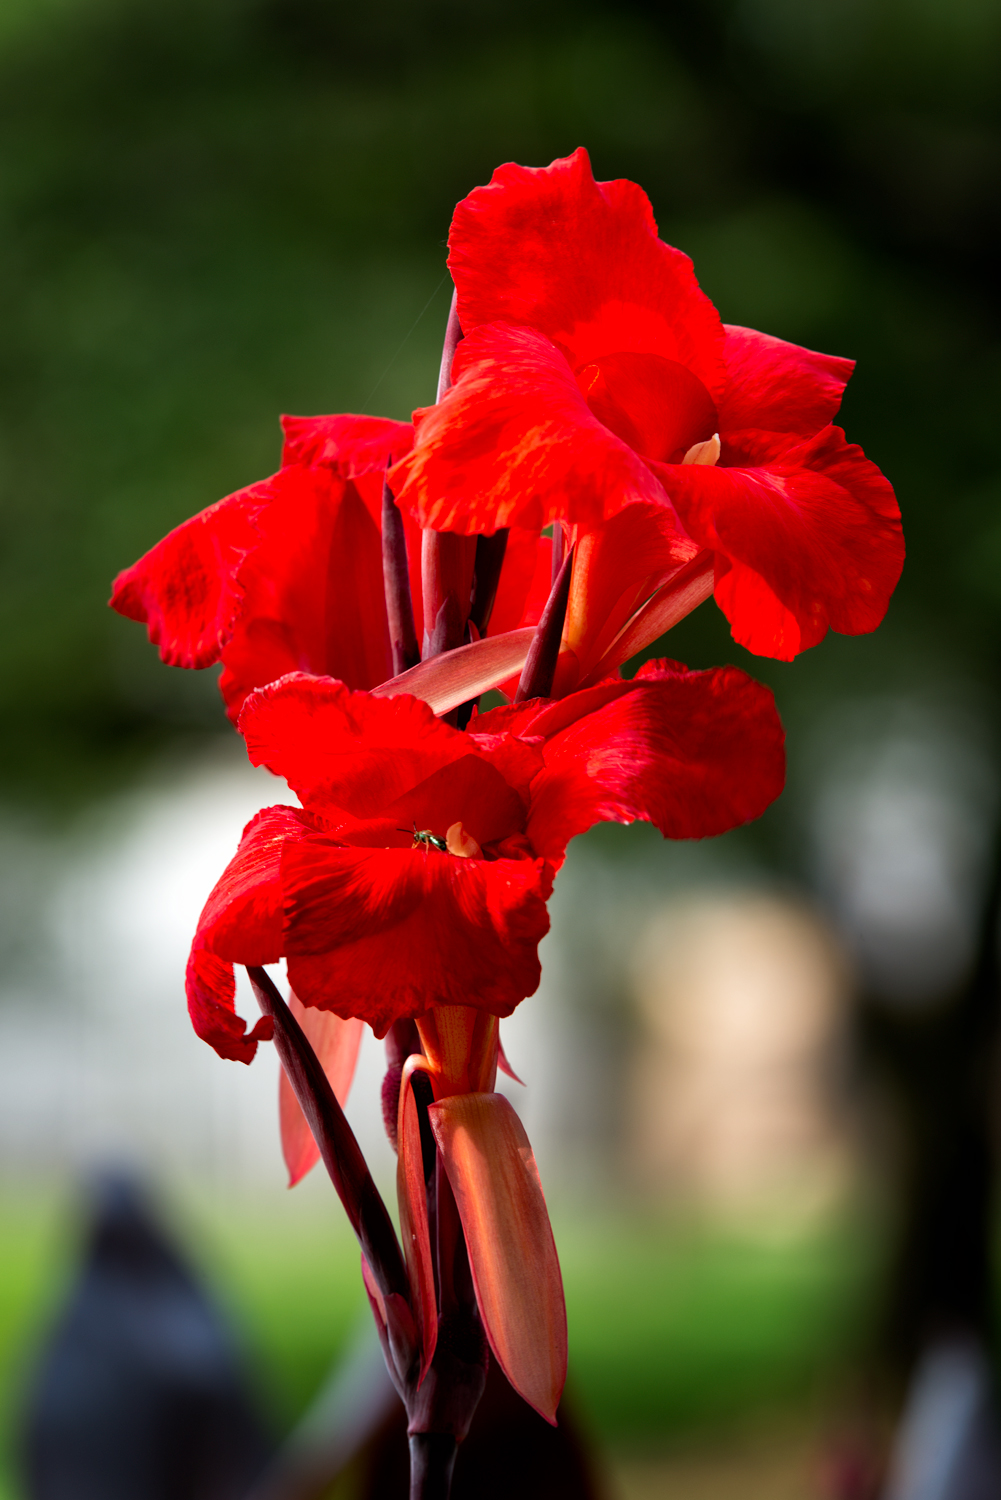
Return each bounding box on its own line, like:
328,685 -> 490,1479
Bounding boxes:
110,150 -> 902,1469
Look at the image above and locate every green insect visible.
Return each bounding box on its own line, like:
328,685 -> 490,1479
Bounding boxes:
399,822 -> 448,852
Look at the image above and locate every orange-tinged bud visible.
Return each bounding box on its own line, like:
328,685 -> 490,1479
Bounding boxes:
429,1091 -> 567,1424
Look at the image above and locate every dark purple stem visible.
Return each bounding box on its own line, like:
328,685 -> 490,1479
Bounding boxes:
514,545 -> 574,703
550,523 -> 566,587
409,1435 -> 458,1500
382,472 -> 420,675
436,289 -> 463,401
468,530 -> 509,637
246,967 -> 409,1304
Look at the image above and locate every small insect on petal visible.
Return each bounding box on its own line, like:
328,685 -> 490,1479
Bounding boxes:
446,822 -> 482,859
682,432 -> 720,466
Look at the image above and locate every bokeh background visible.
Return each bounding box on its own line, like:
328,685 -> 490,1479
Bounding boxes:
2,0 -> 1000,1495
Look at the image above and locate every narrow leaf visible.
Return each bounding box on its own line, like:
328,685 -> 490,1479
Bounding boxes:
280,996 -> 364,1187
370,627 -> 535,716
429,1091 -> 567,1424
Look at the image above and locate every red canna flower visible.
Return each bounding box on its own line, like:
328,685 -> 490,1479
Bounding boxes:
189,664 -> 783,1419
186,663 -> 784,1061
390,148 -> 904,662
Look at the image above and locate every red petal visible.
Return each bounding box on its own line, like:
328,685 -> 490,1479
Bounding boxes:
109,481 -> 273,668
280,412 -> 414,472
655,424 -> 904,660
241,675 -> 473,812
429,1091 -> 567,1424
719,325 -> 854,437
559,504 -> 701,692
218,465 -> 393,721
282,843 -> 553,1035
185,805 -> 312,1061
480,663 -> 786,857
397,1056 -> 439,1382
576,552 -> 715,687
279,995 -> 364,1187
391,322 -> 671,534
449,147 -> 723,398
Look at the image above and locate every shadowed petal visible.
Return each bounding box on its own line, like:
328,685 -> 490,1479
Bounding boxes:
397,1056 -> 439,1382
280,996 -> 364,1186
429,1091 -> 567,1424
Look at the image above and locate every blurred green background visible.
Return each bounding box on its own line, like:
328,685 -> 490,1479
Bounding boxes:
1,0 -> 1000,1491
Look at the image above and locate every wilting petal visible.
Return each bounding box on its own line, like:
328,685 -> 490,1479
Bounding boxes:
109,481 -> 273,669
282,842 -> 553,1035
185,806 -> 313,1061
391,322 -> 671,534
280,412 -> 414,473
478,661 -> 786,858
397,1056 -> 438,1382
218,465 -> 393,721
429,1091 -> 567,1424
279,996 -> 364,1186
718,326 -> 854,438
448,147 -> 724,397
655,424 -> 904,660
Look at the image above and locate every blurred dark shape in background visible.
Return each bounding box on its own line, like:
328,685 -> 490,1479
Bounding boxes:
21,1171 -> 270,1500
249,1321 -> 604,1500
812,711 -> 1001,1497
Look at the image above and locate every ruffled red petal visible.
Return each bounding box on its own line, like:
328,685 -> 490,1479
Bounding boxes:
391,322 -> 671,534
240,674 -> 475,812
240,674 -> 542,831
718,326 -> 854,437
478,660 -> 786,858
655,424 -> 904,660
186,805 -> 313,1061
109,481 -> 273,669
449,148 -> 724,398
217,465 -> 393,722
282,841 -> 553,1035
280,412 -> 414,474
